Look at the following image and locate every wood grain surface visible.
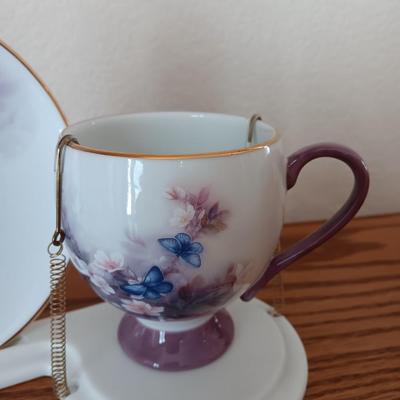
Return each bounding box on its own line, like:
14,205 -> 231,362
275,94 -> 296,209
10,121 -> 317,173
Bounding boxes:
1,214 -> 399,399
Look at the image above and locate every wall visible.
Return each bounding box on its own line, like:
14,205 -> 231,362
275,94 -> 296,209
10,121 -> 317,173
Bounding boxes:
1,0 -> 399,222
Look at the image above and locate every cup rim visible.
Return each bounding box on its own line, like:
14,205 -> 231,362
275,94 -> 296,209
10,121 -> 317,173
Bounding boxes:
65,111 -> 281,159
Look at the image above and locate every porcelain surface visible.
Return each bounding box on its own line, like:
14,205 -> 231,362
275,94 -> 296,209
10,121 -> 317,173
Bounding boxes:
0,42 -> 66,346
62,113 -> 286,322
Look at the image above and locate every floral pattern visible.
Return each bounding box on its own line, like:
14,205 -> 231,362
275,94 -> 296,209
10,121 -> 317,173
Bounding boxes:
158,233 -> 203,268
120,299 -> 164,317
170,204 -> 196,228
92,250 -> 124,273
65,186 -> 252,319
90,273 -> 116,295
121,266 -> 173,300
165,186 -> 229,237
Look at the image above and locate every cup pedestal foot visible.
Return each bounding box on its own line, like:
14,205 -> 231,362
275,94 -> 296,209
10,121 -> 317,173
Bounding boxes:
117,310 -> 234,371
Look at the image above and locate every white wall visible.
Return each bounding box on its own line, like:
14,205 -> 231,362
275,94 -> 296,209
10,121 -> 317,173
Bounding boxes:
1,0 -> 399,222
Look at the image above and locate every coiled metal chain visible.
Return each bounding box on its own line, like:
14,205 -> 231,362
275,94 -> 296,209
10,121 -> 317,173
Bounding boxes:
48,242 -> 69,399
48,134 -> 78,399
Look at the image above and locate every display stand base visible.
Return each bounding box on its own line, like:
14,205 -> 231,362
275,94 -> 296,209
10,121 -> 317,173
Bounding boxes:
0,299 -> 308,400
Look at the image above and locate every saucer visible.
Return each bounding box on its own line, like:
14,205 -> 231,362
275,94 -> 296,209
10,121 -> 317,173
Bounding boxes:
0,299 -> 308,399
0,40 -> 66,347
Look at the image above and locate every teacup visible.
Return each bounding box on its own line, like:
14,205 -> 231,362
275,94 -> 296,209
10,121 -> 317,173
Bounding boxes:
60,112 -> 369,370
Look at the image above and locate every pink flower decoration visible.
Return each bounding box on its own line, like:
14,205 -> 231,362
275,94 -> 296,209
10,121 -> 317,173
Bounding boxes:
196,187 -> 210,206
70,254 -> 90,277
198,209 -> 206,221
121,299 -> 164,317
92,250 -> 124,273
165,187 -> 186,201
170,204 -> 196,228
165,186 -> 228,237
90,273 -> 115,295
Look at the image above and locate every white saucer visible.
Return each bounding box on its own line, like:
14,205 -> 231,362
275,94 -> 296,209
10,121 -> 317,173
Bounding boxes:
0,40 -> 66,346
0,299 -> 308,399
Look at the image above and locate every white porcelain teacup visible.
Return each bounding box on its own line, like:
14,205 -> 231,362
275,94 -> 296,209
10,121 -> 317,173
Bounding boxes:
60,112 -> 369,370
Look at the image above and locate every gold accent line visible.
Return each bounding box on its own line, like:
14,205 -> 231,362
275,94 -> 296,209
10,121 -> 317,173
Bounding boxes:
0,38 -> 68,126
68,131 -> 280,159
0,38 -> 68,349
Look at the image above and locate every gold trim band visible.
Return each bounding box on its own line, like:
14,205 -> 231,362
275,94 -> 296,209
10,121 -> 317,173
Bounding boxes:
66,116 -> 280,159
68,137 -> 279,159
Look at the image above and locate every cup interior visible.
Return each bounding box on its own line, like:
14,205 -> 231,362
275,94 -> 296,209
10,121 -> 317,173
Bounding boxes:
64,112 -> 277,156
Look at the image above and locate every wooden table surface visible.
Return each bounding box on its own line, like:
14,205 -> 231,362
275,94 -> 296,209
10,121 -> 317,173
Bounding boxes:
1,213 -> 400,399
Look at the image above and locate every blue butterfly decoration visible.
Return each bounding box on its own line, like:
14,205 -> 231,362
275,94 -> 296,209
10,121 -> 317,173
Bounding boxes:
120,266 -> 173,300
158,233 -> 204,268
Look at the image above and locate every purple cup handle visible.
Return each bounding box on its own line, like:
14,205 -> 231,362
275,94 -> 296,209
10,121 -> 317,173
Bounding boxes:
241,143 -> 369,302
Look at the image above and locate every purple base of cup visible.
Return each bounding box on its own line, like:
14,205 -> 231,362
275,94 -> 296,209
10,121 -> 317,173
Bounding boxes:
117,310 -> 234,371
